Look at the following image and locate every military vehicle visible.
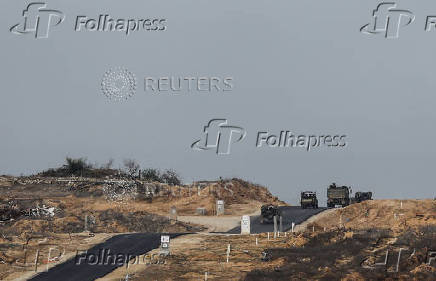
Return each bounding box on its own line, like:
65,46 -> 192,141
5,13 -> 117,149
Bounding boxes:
260,204 -> 281,224
300,191 -> 318,209
327,183 -> 351,208
354,192 -> 373,203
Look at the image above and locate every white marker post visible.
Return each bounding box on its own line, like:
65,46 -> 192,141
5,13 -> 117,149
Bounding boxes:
273,216 -> 278,238
169,206 -> 177,221
160,235 -> 170,256
226,244 -> 230,263
241,215 -> 251,235
216,200 -> 225,216
291,222 -> 295,233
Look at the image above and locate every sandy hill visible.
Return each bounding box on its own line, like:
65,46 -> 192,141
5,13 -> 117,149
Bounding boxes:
0,177 -> 283,234
307,199 -> 436,233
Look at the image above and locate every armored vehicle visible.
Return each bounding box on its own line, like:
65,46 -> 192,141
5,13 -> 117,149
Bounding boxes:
260,204 -> 281,224
300,191 -> 318,209
354,192 -> 373,203
327,183 -> 351,208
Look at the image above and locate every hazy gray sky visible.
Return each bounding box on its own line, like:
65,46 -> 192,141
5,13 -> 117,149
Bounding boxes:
1,0 -> 436,205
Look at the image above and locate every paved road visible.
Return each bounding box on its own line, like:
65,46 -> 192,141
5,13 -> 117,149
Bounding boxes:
29,233 -> 182,281
227,206 -> 327,234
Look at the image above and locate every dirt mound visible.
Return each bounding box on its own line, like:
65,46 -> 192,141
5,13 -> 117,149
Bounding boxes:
309,200 -> 436,233
244,227 -> 435,280
243,200 -> 436,280
1,206 -> 204,235
136,178 -> 285,216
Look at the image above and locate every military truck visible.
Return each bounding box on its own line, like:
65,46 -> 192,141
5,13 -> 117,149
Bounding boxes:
354,192 -> 373,203
300,191 -> 318,209
327,183 -> 351,208
260,204 -> 281,224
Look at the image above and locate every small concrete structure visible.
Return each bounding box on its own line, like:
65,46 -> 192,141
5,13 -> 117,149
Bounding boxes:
196,207 -> 207,215
216,200 -> 225,216
241,215 -> 250,234
160,235 -> 170,255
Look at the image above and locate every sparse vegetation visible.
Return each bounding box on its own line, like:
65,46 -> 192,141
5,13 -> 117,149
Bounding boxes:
123,158 -> 140,178
140,168 -> 181,185
65,157 -> 91,175
141,168 -> 161,182
160,170 -> 181,186
39,157 -> 117,178
37,157 -> 183,185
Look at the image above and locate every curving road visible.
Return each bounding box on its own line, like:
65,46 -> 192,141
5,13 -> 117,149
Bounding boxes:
227,206 -> 327,234
29,233 -> 182,281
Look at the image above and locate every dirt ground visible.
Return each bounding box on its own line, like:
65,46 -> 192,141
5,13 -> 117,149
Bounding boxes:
97,233 -> 291,281
0,232 -> 116,281
307,199 -> 436,233
177,205 -> 261,233
98,200 -> 436,281
98,227 -> 435,280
